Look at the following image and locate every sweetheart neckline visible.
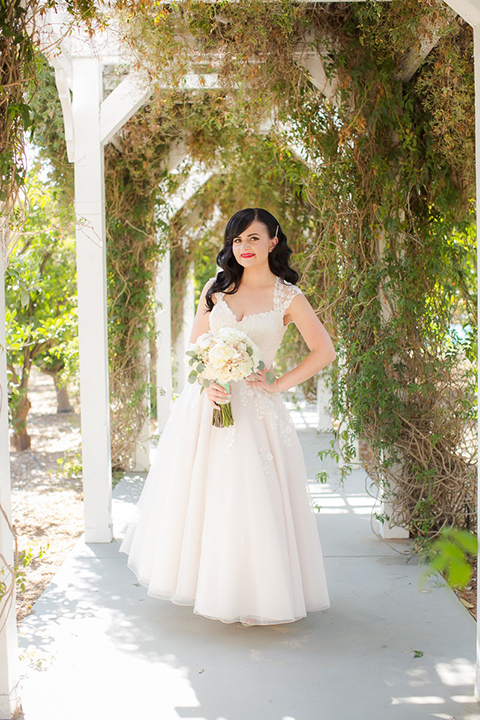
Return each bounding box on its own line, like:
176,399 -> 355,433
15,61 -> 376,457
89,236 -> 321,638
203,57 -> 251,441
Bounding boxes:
215,275 -> 280,323
218,299 -> 278,323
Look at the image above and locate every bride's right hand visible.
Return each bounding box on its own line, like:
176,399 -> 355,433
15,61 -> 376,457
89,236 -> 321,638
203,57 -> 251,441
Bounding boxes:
204,382 -> 231,409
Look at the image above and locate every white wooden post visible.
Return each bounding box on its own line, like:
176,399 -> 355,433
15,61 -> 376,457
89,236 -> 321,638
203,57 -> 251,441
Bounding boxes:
72,56 -> 113,543
375,228 -> 410,540
316,371 -> 333,431
0,248 -> 21,719
173,262 -> 195,393
132,339 -> 151,471
155,247 -> 173,430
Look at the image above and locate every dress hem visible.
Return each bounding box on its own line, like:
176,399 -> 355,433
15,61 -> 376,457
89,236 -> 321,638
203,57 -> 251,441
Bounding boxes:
120,548 -> 330,625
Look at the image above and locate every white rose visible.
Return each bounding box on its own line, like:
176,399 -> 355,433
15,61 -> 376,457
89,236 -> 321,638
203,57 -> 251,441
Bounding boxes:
196,332 -> 213,351
239,360 -> 254,377
209,343 -> 231,365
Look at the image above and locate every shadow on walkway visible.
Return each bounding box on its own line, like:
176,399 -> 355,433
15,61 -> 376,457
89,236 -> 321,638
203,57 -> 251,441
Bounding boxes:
16,404 -> 480,720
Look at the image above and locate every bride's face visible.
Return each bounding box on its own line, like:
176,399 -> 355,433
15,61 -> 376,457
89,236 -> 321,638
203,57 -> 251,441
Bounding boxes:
231,220 -> 278,268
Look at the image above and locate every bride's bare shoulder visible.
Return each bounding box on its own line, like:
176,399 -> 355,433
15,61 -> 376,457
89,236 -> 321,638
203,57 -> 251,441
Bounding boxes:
203,276 -> 219,305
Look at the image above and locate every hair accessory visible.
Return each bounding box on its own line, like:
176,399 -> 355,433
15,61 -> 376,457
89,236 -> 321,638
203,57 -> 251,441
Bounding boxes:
276,224 -> 279,237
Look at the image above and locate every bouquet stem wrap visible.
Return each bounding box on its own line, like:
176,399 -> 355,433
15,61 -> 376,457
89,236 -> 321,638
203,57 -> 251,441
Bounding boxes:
212,381 -> 233,428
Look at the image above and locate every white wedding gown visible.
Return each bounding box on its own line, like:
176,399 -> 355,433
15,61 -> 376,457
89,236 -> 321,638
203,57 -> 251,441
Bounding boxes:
119,274 -> 331,625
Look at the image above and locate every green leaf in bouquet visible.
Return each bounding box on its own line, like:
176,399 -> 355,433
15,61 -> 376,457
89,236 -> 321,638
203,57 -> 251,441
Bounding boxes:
185,350 -> 196,357
188,371 -> 197,383
257,360 -> 265,370
266,371 -> 276,384
200,385 -> 205,394
197,362 -> 205,372
246,346 -> 253,356
188,357 -> 196,365
203,379 -> 210,387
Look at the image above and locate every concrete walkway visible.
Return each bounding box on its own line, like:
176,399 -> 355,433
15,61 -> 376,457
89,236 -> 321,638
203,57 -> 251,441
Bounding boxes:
15,402 -> 480,720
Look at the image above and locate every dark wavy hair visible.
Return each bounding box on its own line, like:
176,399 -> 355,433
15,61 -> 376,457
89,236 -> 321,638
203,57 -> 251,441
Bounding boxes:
205,208 -> 299,312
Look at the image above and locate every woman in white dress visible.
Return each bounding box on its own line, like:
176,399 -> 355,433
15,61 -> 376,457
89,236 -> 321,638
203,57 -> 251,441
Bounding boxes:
120,207 -> 337,626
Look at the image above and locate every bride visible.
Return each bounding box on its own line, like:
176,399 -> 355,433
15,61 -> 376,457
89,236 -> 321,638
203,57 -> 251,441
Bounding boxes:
120,207 -> 337,627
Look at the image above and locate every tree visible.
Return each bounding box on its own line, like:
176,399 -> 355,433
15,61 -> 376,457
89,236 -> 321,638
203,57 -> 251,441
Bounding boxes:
6,162 -> 78,450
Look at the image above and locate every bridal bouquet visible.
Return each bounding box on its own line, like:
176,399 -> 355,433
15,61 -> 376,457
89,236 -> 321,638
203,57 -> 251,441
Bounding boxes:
186,327 -> 274,428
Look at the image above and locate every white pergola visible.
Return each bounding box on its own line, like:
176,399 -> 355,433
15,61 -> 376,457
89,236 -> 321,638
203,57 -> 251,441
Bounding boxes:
0,1 -> 479,716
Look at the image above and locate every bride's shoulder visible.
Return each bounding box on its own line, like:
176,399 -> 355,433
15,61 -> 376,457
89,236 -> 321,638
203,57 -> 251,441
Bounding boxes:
203,275 -> 224,305
277,277 -> 303,297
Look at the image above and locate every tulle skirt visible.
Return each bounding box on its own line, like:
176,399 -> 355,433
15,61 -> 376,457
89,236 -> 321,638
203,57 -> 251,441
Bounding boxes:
119,379 -> 330,625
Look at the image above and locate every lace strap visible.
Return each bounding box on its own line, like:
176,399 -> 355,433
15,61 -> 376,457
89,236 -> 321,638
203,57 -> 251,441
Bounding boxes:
274,278 -> 303,314
206,275 -> 224,299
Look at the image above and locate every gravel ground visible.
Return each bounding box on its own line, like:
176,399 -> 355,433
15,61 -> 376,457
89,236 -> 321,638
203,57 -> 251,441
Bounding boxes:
9,365 -> 84,624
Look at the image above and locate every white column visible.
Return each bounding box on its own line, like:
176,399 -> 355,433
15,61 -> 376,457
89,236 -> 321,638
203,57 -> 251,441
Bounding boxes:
173,262 -> 195,393
376,228 -> 409,540
72,56 -> 112,543
316,371 -> 333,430
132,339 -> 151,471
0,247 -> 21,718
333,354 -> 360,469
473,19 -> 480,704
155,247 -> 173,430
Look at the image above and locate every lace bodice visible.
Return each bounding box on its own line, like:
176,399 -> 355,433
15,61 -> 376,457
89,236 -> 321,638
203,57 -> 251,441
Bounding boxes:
207,274 -> 303,367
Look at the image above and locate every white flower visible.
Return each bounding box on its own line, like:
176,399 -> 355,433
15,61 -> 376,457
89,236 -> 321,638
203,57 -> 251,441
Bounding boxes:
190,327 -> 263,387
196,333 -> 212,351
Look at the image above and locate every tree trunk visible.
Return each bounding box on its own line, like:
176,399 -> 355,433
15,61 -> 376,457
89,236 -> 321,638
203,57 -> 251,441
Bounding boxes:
10,393 -> 31,451
53,373 -> 74,413
41,368 -> 74,413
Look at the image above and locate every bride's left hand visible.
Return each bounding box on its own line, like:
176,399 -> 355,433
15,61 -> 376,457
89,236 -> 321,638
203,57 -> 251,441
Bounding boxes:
245,365 -> 279,393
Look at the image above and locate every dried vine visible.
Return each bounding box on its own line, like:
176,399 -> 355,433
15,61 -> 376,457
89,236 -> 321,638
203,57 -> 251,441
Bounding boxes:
13,0 -> 477,559
114,0 -> 476,555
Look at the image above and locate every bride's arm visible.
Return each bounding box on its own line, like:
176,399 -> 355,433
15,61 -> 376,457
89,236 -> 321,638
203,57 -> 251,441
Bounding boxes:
188,279 -> 230,407
247,293 -> 336,393
188,279 -> 215,345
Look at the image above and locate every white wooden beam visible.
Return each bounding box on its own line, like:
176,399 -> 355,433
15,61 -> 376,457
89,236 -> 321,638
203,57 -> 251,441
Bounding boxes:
0,244 -> 21,720
443,0 -> 480,26
167,139 -> 189,172
293,30 -> 338,99
52,62 -> 75,162
398,31 -> 443,82
100,72 -> 153,146
72,56 -> 113,543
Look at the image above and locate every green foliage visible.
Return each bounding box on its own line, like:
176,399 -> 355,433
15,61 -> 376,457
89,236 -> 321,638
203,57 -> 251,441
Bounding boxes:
56,452 -> 83,480
424,526 -> 478,589
5,164 -> 78,443
23,0 -> 477,557
0,0 -> 37,204
27,51 -> 75,202
115,0 -> 476,555
15,543 -> 49,594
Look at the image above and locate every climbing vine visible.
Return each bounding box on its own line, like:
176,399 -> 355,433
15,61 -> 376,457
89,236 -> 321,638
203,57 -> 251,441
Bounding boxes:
17,0 -> 477,561
113,0 -> 476,556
